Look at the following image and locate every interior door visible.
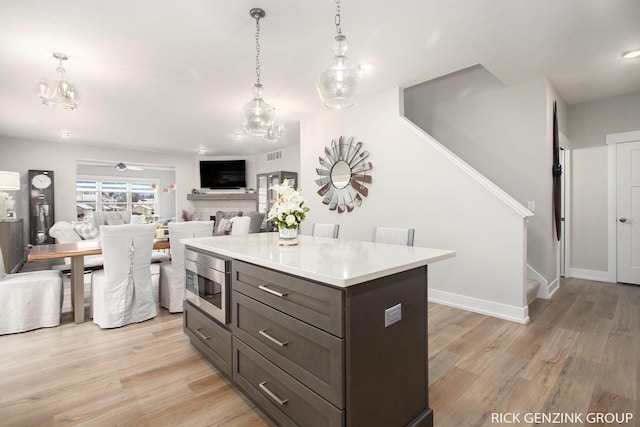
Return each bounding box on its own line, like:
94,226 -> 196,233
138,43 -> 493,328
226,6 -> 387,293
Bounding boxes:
616,140 -> 640,284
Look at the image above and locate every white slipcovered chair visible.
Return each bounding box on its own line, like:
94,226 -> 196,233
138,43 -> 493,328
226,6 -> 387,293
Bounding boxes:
230,216 -> 251,235
0,246 -> 63,335
91,223 -> 158,328
312,223 -> 340,238
372,227 -> 415,246
159,221 -> 214,312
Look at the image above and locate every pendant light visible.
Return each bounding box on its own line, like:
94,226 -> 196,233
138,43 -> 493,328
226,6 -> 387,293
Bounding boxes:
264,124 -> 283,143
241,8 -> 275,137
316,0 -> 361,109
37,52 -> 78,111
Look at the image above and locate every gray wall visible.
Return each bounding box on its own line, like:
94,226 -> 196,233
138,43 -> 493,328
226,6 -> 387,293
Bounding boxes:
0,136 -> 197,244
403,65 -> 567,287
568,89 -> 640,274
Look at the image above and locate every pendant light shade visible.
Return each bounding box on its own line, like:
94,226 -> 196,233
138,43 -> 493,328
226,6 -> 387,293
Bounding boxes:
242,8 -> 276,137
242,84 -> 275,137
0,171 -> 20,190
317,0 -> 361,109
37,52 -> 77,111
317,35 -> 361,109
264,124 -> 283,143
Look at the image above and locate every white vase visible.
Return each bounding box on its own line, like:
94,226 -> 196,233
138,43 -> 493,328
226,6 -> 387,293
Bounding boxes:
278,225 -> 299,246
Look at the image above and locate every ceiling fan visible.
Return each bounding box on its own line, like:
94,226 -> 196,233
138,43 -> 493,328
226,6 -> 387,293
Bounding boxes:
96,162 -> 144,171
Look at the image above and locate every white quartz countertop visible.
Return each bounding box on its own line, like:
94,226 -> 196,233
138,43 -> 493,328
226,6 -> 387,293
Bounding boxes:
182,233 -> 455,288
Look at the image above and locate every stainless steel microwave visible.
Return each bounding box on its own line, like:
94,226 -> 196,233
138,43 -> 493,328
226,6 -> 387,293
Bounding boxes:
184,248 -> 230,324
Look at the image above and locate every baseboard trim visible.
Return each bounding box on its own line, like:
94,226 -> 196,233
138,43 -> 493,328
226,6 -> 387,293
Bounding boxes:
428,289 -> 529,324
548,277 -> 560,298
567,268 -> 614,283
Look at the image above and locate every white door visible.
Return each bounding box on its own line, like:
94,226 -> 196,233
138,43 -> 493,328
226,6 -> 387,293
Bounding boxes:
616,140 -> 640,284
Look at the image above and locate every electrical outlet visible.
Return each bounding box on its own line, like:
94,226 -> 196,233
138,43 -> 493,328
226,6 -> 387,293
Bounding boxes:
385,303 -> 402,327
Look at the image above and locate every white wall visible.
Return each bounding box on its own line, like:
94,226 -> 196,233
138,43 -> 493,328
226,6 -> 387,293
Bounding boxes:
0,136 -> 196,242
193,144 -> 300,193
568,89 -> 640,275
254,144 -> 300,178
300,88 -> 531,323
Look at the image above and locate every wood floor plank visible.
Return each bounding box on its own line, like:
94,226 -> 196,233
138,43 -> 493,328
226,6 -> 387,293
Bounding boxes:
1,277 -> 638,426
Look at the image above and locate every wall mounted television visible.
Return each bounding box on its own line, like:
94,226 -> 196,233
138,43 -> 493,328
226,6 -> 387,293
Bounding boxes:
199,160 -> 247,189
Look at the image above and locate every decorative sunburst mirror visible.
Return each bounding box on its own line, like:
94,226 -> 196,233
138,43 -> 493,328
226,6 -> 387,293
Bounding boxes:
315,136 -> 372,213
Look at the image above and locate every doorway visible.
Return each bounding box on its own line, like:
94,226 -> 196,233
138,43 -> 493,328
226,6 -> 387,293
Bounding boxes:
607,130 -> 640,285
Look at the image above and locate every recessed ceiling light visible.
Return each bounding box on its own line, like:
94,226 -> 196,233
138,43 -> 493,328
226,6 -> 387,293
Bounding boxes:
359,63 -> 374,71
622,49 -> 640,59
197,148 -> 206,155
234,133 -> 245,140
61,131 -> 71,138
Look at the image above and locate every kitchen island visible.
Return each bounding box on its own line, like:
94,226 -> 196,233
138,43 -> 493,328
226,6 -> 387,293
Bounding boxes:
182,233 -> 455,427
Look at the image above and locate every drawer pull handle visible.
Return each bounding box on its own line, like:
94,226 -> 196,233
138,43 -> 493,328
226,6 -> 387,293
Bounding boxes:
194,328 -> 212,340
258,381 -> 289,406
258,285 -> 288,298
259,329 -> 289,347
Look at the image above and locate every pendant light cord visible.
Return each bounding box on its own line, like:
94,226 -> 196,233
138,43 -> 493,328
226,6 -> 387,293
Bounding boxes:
335,0 -> 342,36
255,15 -> 261,85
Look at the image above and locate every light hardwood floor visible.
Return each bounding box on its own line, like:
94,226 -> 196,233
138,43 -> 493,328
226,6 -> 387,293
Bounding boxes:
0,277 -> 638,426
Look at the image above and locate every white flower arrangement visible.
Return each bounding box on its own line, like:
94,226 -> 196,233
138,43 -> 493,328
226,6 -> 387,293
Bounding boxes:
267,179 -> 310,229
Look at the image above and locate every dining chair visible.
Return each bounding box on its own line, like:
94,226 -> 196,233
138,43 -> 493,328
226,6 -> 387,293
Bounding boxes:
230,216 -> 251,235
91,223 -> 157,328
312,223 -> 340,238
159,221 -> 214,313
372,227 -> 415,246
0,245 -> 63,335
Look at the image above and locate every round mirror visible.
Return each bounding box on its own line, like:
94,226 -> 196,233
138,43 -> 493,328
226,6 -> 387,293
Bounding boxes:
330,161 -> 351,189
315,136 -> 373,213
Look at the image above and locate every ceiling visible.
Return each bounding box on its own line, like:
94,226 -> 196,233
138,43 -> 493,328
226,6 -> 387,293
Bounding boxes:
0,0 -> 639,156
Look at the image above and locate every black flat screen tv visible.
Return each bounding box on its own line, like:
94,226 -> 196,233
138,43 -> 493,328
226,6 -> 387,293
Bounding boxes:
199,160 -> 246,189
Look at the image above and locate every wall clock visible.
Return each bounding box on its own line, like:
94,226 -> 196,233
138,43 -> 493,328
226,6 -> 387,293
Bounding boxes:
28,170 -> 55,244
315,136 -> 372,213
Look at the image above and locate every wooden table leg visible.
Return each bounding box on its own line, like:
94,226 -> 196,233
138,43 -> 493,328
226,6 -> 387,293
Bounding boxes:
70,256 -> 85,323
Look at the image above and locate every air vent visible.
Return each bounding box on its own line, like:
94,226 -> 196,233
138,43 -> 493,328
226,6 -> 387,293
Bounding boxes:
266,150 -> 283,162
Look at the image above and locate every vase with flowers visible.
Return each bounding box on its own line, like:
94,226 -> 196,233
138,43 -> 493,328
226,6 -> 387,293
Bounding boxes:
267,179 -> 310,246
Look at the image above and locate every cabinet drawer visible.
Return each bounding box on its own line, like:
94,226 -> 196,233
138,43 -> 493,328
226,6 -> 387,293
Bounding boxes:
233,291 -> 344,408
184,301 -> 232,377
233,337 -> 344,427
233,260 -> 344,337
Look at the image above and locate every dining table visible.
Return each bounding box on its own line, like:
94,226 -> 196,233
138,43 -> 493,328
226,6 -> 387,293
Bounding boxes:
28,238 -> 170,323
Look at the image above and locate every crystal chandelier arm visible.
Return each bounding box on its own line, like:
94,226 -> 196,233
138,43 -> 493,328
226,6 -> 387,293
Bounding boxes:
37,52 -> 77,111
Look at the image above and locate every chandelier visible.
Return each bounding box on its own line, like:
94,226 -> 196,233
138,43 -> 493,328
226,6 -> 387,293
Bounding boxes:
316,0 -> 361,109
241,8 -> 276,137
37,52 -> 78,111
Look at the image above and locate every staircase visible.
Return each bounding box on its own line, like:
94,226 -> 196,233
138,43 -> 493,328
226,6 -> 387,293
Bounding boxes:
526,278 -> 540,305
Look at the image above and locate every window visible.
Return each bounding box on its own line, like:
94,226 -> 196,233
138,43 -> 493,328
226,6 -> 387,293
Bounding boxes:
76,178 -> 158,221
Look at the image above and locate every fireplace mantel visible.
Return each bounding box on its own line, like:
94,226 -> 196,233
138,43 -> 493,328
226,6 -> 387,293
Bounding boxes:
187,193 -> 259,221
187,193 -> 258,202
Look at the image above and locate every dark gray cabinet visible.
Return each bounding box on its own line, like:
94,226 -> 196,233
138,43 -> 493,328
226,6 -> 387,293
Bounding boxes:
183,300 -> 232,377
184,251 -> 433,427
